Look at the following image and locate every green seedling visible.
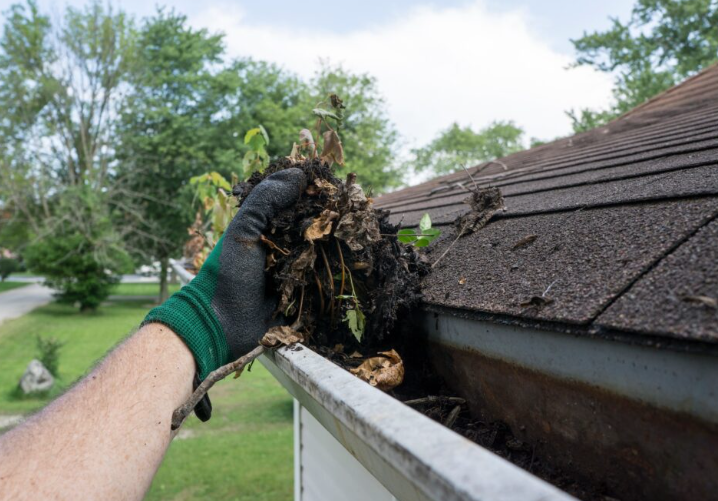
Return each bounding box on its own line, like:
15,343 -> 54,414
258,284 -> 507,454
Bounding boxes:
339,264 -> 365,342
397,213 -> 441,247
242,125 -> 270,177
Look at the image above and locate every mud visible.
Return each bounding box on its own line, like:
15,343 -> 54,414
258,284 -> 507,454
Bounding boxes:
233,158 -> 428,352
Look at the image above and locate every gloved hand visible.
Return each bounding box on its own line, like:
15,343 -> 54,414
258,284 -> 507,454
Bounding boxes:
143,168 -> 306,418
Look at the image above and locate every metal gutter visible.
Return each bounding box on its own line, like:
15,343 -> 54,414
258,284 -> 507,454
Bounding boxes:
260,344 -> 576,501
168,261 -> 577,499
422,310 -> 718,500
169,258 -> 194,285
423,311 -> 718,422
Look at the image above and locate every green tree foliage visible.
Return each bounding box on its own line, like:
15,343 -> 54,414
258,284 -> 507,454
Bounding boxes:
24,188 -> 132,311
0,0 -> 135,310
307,63 -> 401,193
1,3 -> 406,310
569,0 -> 718,132
0,258 -> 19,281
117,9 -> 241,301
411,121 -> 525,176
242,125 -> 270,176
222,59 -> 309,160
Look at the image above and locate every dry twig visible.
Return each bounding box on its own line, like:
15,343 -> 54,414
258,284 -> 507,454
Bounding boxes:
443,405 -> 462,428
171,345 -> 265,430
431,221 -> 470,269
404,396 -> 466,406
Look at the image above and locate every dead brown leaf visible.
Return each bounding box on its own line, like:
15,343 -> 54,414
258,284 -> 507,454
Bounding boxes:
314,178 -> 338,196
334,212 -> 380,252
320,130 -> 345,166
458,277 -> 467,285
299,129 -> 315,151
287,142 -> 303,163
277,246 -> 317,315
334,184 -> 381,251
349,351 -> 363,359
350,349 -> 404,391
193,248 -> 209,271
455,187 -> 505,236
260,326 -> 304,348
304,209 -> 339,242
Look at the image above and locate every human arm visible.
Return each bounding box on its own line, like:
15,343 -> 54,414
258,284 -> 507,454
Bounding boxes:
0,323 -> 194,501
0,168 -> 306,500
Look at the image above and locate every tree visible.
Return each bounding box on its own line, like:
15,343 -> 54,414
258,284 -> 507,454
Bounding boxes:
222,59 -> 309,162
24,188 -> 132,311
568,0 -> 718,132
0,257 -> 19,281
306,63 -> 402,193
117,9 -> 242,302
410,121 -> 525,176
0,0 -> 135,311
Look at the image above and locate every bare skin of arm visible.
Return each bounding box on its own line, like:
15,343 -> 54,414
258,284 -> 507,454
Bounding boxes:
0,323 -> 194,501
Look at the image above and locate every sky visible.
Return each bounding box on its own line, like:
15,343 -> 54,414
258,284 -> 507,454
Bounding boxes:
0,0 -> 635,150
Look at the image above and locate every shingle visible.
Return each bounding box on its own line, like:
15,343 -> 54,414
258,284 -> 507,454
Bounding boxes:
375,63 -> 718,343
380,148 -> 718,216
596,218 -> 718,342
421,198 -> 718,325
376,120 -> 718,213
389,165 -> 718,227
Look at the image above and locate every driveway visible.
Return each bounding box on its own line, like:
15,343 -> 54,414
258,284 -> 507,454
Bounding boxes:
0,284 -> 54,326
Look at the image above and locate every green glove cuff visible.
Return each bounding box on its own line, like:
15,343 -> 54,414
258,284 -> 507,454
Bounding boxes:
143,239 -> 230,380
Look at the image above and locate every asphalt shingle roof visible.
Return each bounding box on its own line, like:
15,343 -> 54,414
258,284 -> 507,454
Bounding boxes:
375,63 -> 718,345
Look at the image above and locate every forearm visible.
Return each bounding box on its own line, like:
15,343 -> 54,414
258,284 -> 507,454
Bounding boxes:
0,323 -> 194,501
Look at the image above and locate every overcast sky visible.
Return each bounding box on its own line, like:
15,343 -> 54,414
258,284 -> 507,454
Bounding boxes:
1,0 -> 635,148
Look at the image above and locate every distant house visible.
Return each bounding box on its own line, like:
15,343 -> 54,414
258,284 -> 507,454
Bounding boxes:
374,62 -> 718,500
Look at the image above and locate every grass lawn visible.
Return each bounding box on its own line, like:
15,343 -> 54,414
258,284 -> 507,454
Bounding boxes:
0,299 -> 293,500
110,282 -> 181,297
0,282 -> 29,293
7,271 -> 38,278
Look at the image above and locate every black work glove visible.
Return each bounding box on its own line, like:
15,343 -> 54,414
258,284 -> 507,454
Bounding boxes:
143,168 -> 306,419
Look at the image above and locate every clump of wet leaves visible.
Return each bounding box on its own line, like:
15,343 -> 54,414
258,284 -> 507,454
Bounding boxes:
233,158 -> 428,390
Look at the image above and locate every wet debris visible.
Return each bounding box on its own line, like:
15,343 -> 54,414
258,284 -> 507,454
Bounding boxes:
233,158 -> 427,391
454,186 -> 505,236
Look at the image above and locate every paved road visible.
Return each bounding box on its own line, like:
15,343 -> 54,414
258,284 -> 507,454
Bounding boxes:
0,283 -> 54,326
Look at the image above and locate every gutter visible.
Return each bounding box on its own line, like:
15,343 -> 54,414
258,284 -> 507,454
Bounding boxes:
168,259 -> 577,500
422,310 -> 718,500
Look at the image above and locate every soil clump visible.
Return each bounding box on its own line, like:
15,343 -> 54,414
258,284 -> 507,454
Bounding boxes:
233,158 -> 428,360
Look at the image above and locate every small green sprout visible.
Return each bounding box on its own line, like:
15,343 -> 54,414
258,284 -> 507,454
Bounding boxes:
339,265 -> 365,342
242,124 -> 270,177
397,213 -> 441,247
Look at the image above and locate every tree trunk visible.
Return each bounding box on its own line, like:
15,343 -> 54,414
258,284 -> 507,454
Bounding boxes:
159,256 -> 169,303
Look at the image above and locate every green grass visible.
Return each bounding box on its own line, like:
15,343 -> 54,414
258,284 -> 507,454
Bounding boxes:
110,282 -> 181,297
0,299 -> 293,500
7,271 -> 38,278
0,282 -> 29,293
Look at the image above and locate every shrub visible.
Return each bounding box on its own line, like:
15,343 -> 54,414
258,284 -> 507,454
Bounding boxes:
0,257 -> 19,281
25,233 -> 128,311
24,189 -> 132,312
36,336 -> 65,377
